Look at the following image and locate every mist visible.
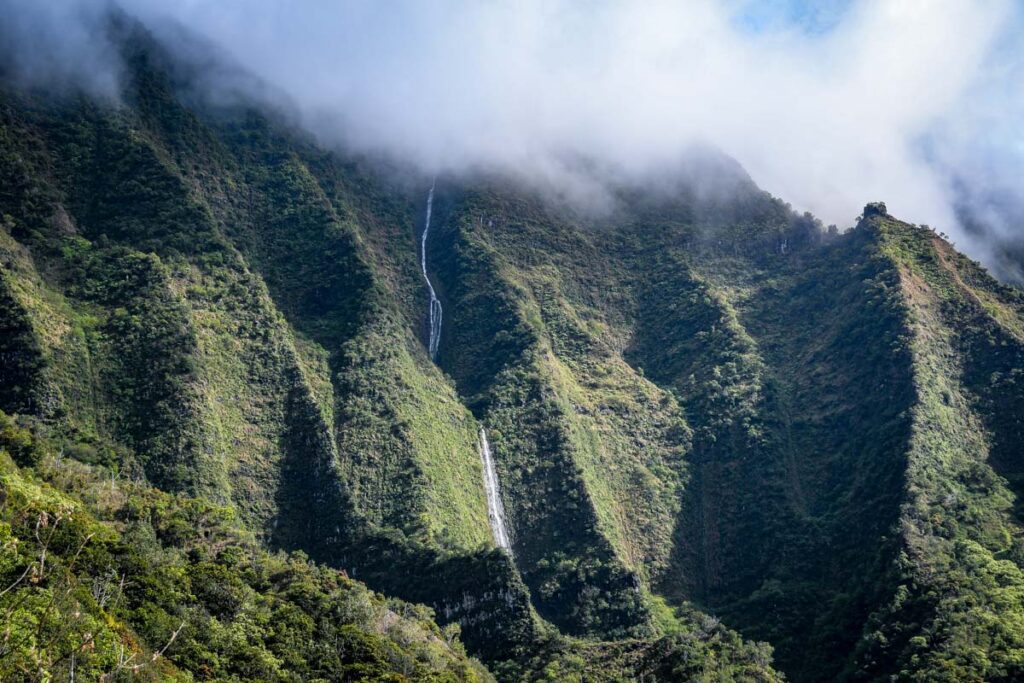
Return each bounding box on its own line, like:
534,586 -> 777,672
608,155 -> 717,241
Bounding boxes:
2,0 -> 1022,273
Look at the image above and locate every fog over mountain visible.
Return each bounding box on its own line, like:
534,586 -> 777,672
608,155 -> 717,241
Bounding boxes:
2,0 -> 1022,272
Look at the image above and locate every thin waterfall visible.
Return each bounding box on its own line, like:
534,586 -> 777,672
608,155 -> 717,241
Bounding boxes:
419,181 -> 442,360
479,428 -> 512,551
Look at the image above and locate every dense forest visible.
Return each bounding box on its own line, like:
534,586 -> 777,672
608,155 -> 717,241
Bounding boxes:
3,15 -> 1024,683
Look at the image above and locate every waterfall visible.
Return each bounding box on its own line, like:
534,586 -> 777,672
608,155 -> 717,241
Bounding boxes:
419,181 -> 442,360
478,428 -> 512,552
419,181 -> 509,552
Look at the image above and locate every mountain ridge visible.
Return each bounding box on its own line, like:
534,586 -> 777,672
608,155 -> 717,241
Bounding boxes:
2,16 -> 1024,682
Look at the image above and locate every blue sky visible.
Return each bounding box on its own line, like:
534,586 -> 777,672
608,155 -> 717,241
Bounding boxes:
733,0 -> 854,35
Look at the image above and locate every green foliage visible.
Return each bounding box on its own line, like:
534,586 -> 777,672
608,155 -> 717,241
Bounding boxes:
842,216 -> 1024,682
0,270 -> 49,417
0,431 -> 494,682
0,411 -> 41,468
496,608 -> 782,682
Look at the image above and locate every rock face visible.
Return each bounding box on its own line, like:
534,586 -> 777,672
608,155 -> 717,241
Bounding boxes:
3,17 -> 1024,683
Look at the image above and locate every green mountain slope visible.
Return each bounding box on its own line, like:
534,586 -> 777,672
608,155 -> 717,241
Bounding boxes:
0,423 -> 493,682
3,16 -> 1024,683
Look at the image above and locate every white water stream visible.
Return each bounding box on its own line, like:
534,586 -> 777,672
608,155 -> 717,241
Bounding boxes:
478,428 -> 512,551
420,182 -> 442,360
419,182 -> 510,552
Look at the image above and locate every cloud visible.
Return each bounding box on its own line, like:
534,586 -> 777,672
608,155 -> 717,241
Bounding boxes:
0,0 -> 121,98
2,0 -> 1022,267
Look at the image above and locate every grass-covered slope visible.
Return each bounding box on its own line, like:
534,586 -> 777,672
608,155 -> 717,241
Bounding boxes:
633,205 -> 1024,682
0,20 -> 784,681
426,177 -> 1024,681
846,214 -> 1024,682
429,184 -> 700,640
0,417 -> 493,682
0,24 -> 524,662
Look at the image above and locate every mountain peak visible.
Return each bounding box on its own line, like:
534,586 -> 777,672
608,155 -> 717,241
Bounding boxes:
864,200 -> 888,218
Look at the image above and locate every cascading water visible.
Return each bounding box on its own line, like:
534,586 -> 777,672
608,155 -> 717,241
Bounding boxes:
478,428 -> 512,552
420,181 -> 442,360
418,183 -> 511,553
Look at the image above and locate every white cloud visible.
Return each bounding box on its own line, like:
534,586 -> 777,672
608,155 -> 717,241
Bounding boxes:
3,0 -> 1022,261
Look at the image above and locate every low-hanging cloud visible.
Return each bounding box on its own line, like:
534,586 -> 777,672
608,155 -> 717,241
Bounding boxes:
2,0 -> 1022,273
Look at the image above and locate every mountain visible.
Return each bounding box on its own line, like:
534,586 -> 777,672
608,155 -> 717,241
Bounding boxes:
2,18 -> 1024,683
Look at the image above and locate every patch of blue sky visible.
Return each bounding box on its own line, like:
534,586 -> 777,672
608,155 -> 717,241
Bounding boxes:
732,0 -> 854,36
